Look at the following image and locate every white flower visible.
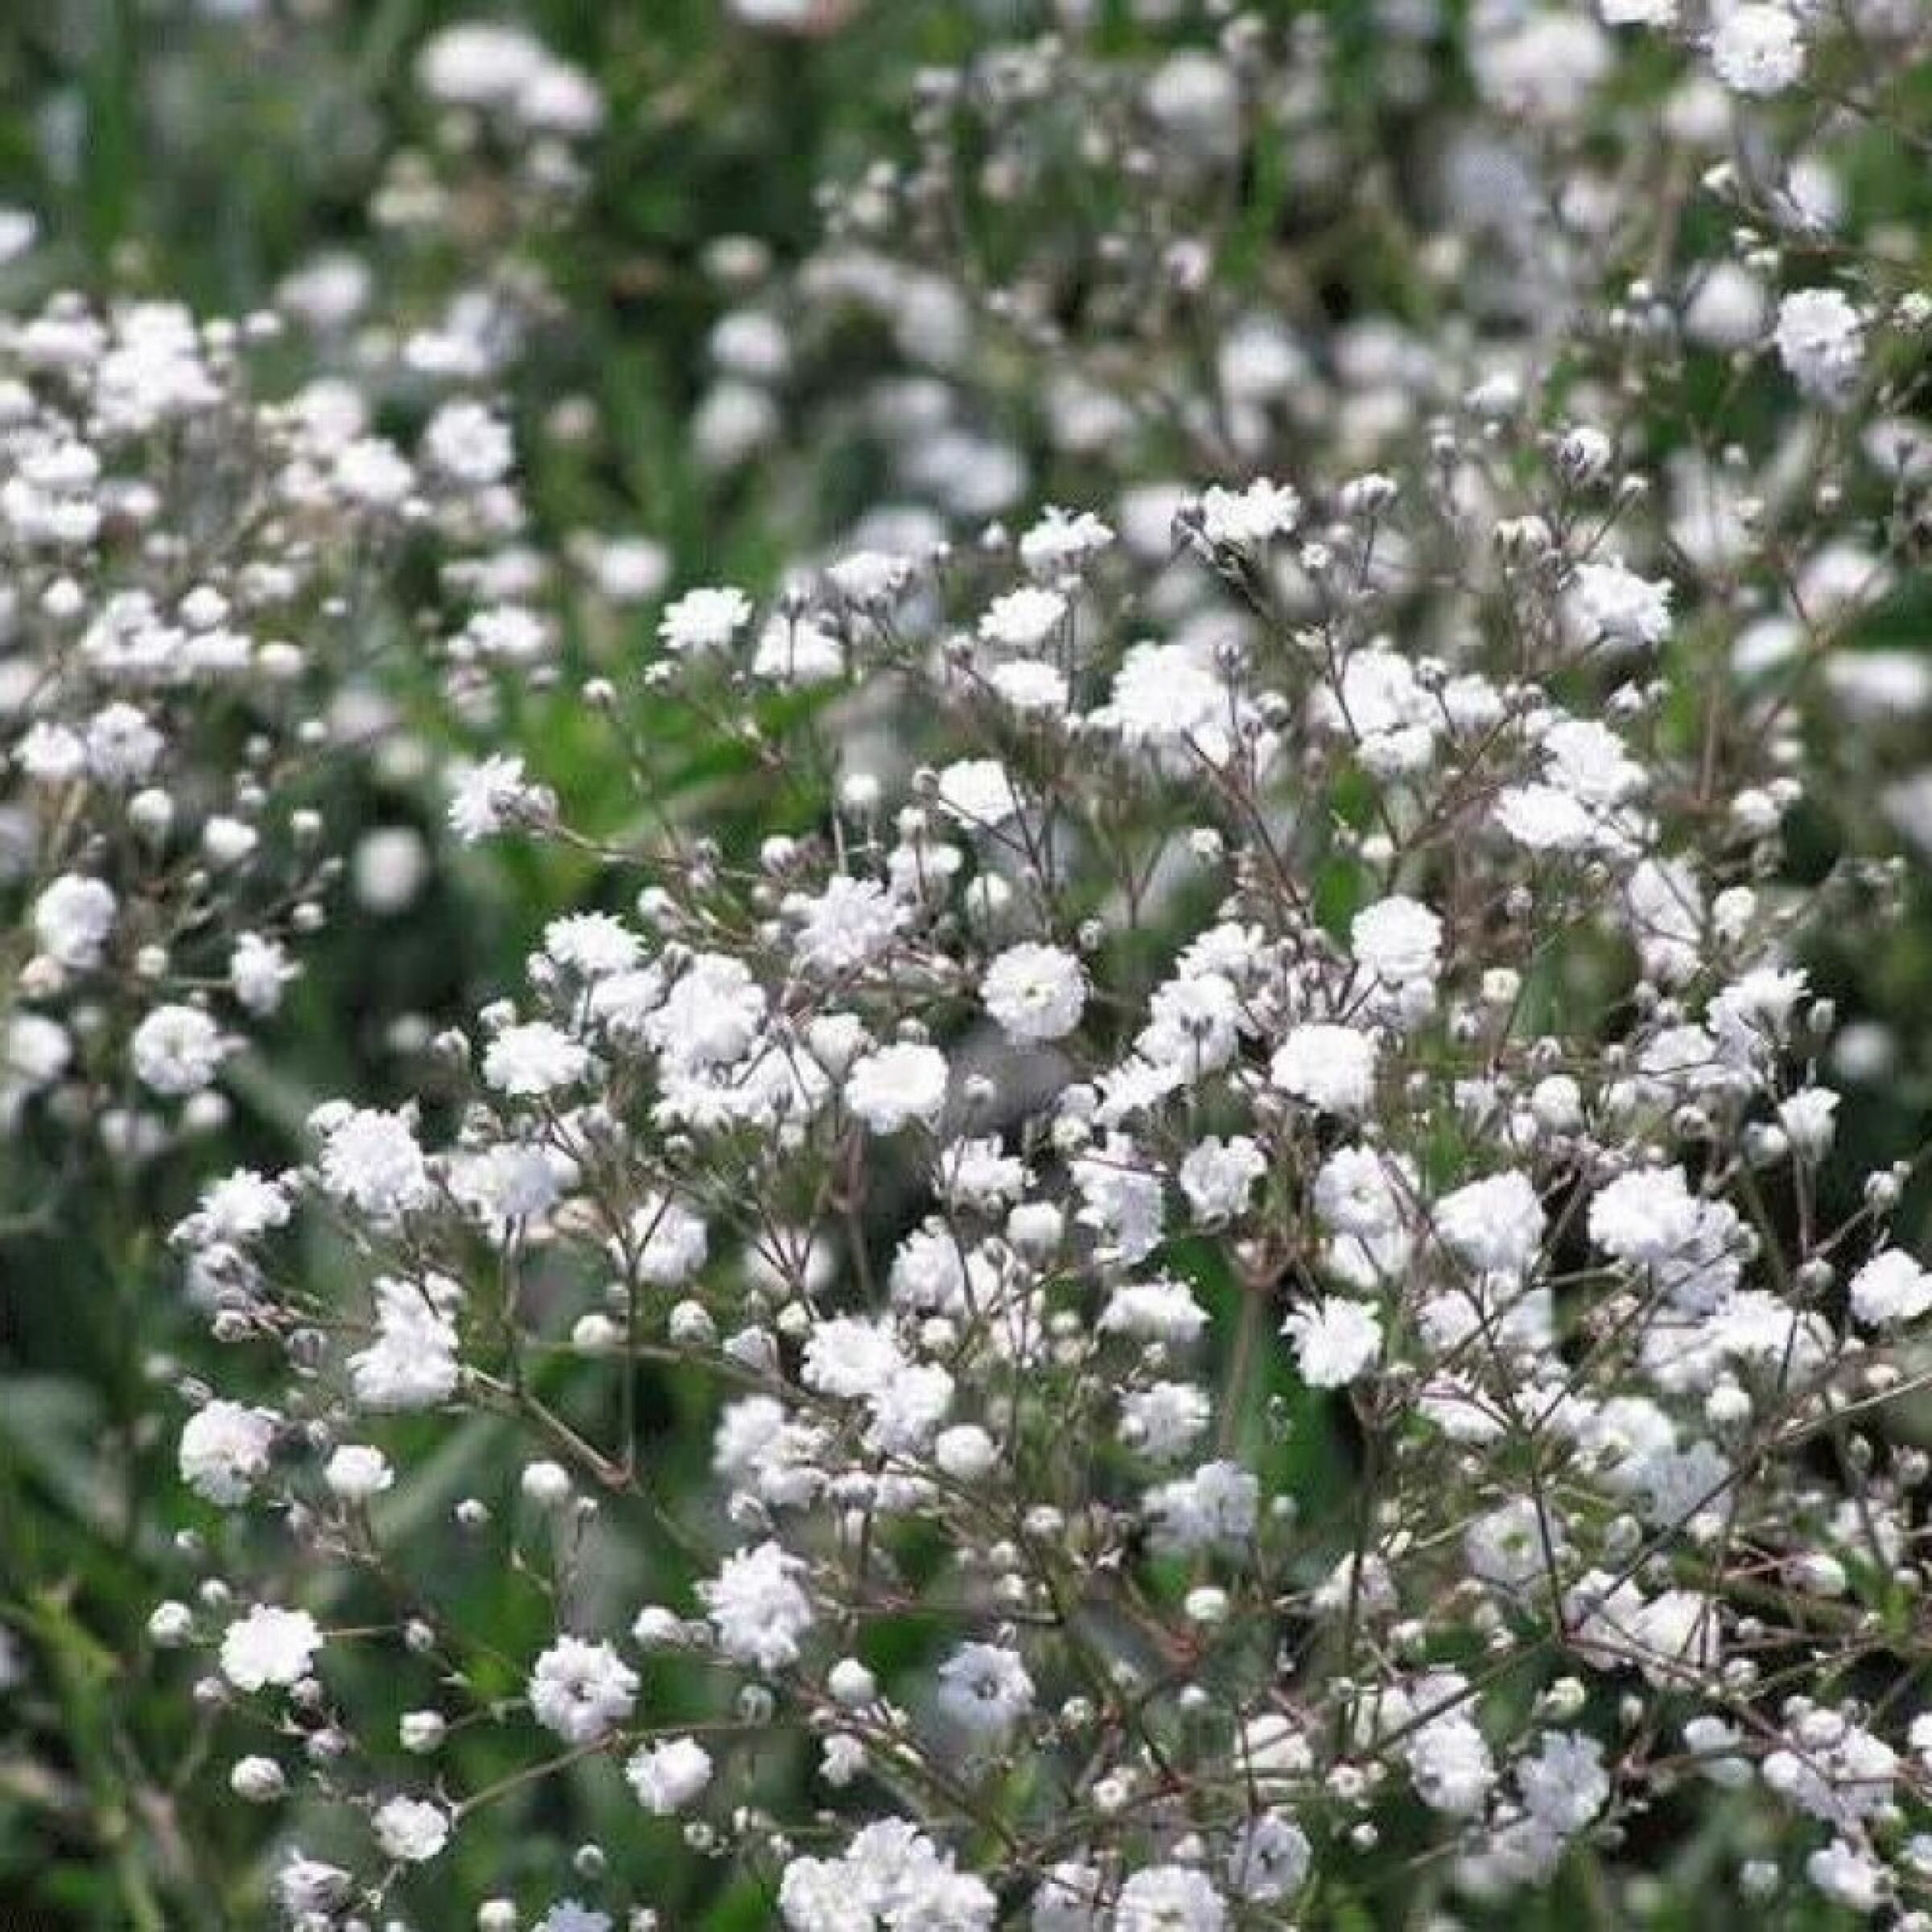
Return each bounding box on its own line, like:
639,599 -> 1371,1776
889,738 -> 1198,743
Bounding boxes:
1178,1134 -> 1265,1224
220,1605 -> 321,1690
793,874 -> 906,975
275,1852 -> 351,1915
1517,1730 -> 1610,1836
1227,1813 -> 1311,1903
535,1902 -> 611,1932
332,436 -> 414,508
323,1445 -> 393,1502
416,22 -> 546,106
448,753 -> 546,842
317,1107 -> 433,1220
1542,719 -> 1645,805
977,585 -> 1066,651
1494,782 -> 1600,853
1071,1136 -> 1166,1262
1115,1864 -> 1228,1932
1319,646 -> 1436,776
1018,506 -> 1113,576
17,722 -> 85,782
1100,641 -> 1241,765
84,702 -> 163,783
31,873 -> 116,968
1199,477 -> 1300,547
529,1636 -> 639,1744
422,398 -> 513,485
194,1168 -> 290,1243
933,758 -> 1022,827
981,943 -> 1086,1042
936,1642 -> 1034,1741
1270,1023 -> 1377,1114
646,952 -> 766,1070
348,1274 -> 462,1411
229,1755 -> 286,1802
630,1194 -> 710,1287
1572,558 -> 1671,648
1284,1300 -> 1383,1387
1807,1838 -> 1885,1913
482,1020 -> 591,1097
626,1736 -> 713,1814
372,1794 -> 451,1863
1100,1278 -> 1208,1345
844,1042 -> 949,1133
1777,1085 -> 1839,1160
658,584 -> 752,655
543,912 -> 643,978
1352,895 -> 1443,991
1849,1249 -> 1932,1327
1145,1460 -> 1260,1557
700,1540 -> 815,1670
1589,1166 -> 1703,1269
1711,3 -> 1803,97
1775,288 -> 1864,406
229,932 -> 296,1016
1120,1381 -> 1211,1461
130,1005 -> 225,1096
1435,1170 -> 1546,1278
1626,857 -> 1705,985
179,1401 -> 277,1505
1313,1146 -> 1409,1240
985,658 -> 1069,713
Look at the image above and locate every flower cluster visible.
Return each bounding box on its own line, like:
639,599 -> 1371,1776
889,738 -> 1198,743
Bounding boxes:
10,2 -> 1927,1928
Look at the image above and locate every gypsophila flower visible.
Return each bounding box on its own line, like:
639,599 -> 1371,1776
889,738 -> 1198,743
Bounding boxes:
229,932 -> 296,1016
534,1901 -> 611,1932
1571,559 -> 1671,649
981,943 -> 1086,1042
932,758 -> 1022,828
448,753 -> 547,843
316,1107 -> 433,1220
482,1020 -> 591,1096
700,1540 -> 815,1670
372,1794 -> 450,1864
528,1637 -> 638,1744
978,585 -> 1066,651
1435,1170 -> 1546,1278
794,873 -> 906,975
625,1736 -> 713,1814
936,1643 -> 1035,1743
1774,288 -> 1865,406
1199,477 -> 1299,547
323,1444 -> 394,1502
1178,1134 -> 1265,1224
179,1401 -> 277,1506
89,13 -> 1932,1922
130,1005 -> 226,1097
31,874 -> 116,969
1114,1864 -> 1228,1932
629,1193 -> 709,1286
1284,1300 -> 1383,1388
658,584 -> 752,656
220,1605 -> 321,1691
1227,1814 -> 1311,1903
1848,1249 -> 1932,1327
1270,1024 -> 1377,1114
193,1167 -> 290,1242
844,1042 -> 949,1133
1711,3 -> 1804,96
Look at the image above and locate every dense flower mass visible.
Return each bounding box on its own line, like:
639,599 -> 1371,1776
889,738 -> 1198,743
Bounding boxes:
2,1 -> 1931,1928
